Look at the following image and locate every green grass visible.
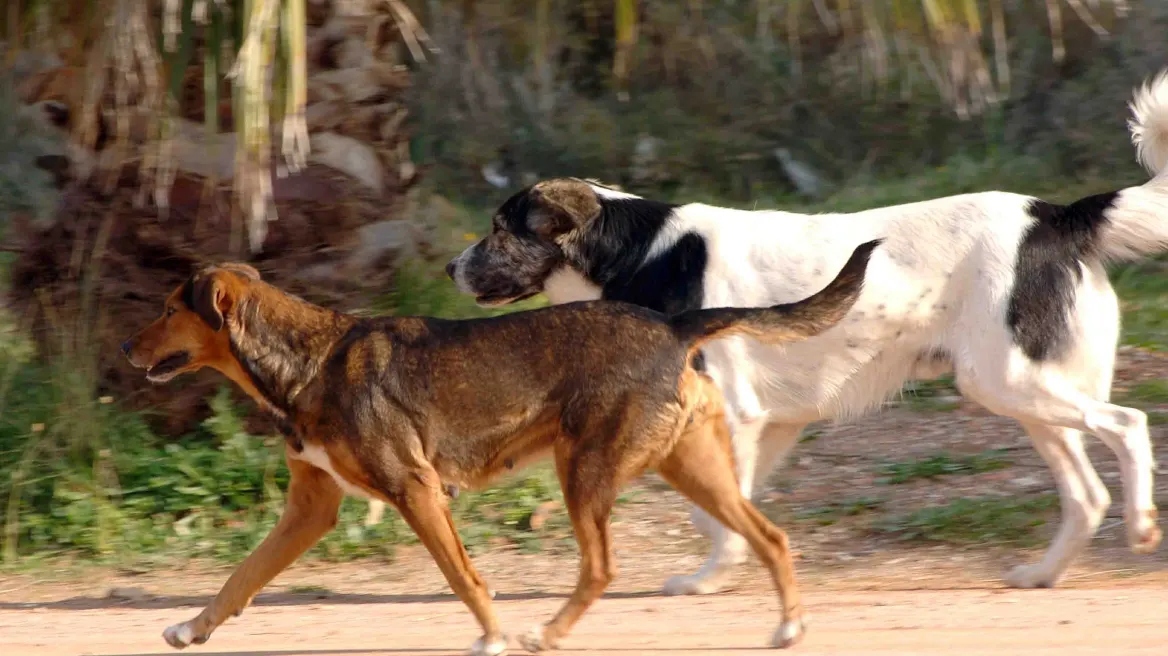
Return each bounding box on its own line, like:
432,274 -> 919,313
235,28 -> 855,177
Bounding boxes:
796,496 -> 885,526
371,257 -> 547,321
286,584 -> 332,596
874,495 -> 1059,546
877,450 -> 1013,485
797,428 -> 823,444
1113,260 -> 1168,352
1120,379 -> 1168,406
896,376 -> 962,413
0,380 -> 570,566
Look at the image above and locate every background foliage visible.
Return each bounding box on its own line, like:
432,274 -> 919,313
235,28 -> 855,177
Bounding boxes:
0,0 -> 1166,567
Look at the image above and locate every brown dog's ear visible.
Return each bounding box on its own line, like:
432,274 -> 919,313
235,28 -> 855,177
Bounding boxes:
528,179 -> 602,238
217,262 -> 261,281
183,271 -> 232,332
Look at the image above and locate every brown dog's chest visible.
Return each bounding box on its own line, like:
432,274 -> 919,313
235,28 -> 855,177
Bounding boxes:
288,441 -> 380,500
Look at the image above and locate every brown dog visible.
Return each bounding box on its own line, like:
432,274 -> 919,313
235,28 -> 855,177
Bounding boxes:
122,241 -> 879,654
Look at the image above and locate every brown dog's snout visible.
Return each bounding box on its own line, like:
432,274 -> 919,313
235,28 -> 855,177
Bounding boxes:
121,338 -> 134,357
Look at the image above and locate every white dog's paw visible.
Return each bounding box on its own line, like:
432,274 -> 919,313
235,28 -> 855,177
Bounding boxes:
162,621 -> 201,649
1128,516 -> 1162,554
770,617 -> 806,649
468,634 -> 509,656
1004,563 -> 1058,589
363,499 -> 386,527
517,624 -> 553,653
690,507 -> 718,538
663,570 -> 731,596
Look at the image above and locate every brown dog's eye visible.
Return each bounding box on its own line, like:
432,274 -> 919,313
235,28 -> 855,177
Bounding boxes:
166,306 -> 176,317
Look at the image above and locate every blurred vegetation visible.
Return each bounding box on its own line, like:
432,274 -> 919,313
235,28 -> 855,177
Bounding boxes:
408,0 -> 1160,202
0,0 -> 1167,567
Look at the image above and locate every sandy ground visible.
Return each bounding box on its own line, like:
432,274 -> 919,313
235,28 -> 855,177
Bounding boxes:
3,584 -> 1167,656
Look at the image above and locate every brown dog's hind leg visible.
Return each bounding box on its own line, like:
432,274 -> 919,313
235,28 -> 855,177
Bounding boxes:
396,467 -> 506,656
656,418 -> 806,649
162,449 -> 343,649
519,442 -> 619,653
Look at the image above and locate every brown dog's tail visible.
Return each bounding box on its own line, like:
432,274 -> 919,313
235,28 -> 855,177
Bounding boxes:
669,239 -> 880,353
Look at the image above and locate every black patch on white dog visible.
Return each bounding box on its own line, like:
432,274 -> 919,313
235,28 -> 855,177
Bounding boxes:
569,197 -> 680,289
563,199 -> 709,372
601,232 -> 708,317
1007,191 -> 1118,361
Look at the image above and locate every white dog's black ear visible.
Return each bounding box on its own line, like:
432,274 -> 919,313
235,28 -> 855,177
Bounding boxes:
528,179 -> 602,238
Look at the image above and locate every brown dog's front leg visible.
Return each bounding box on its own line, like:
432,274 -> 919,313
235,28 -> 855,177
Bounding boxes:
396,468 -> 505,656
162,450 -> 344,649
519,444 -> 617,653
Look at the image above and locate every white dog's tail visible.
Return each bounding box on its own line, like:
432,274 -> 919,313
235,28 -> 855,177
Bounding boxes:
1095,69 -> 1168,261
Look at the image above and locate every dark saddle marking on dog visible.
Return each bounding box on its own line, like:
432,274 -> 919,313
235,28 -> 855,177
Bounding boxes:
1007,192 -> 1117,361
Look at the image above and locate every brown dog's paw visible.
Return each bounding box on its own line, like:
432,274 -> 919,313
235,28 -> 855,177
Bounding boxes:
468,634 -> 508,656
162,621 -> 207,650
770,617 -> 806,649
517,625 -> 556,653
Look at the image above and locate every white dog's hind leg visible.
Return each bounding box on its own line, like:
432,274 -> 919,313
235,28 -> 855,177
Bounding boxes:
1004,423 -> 1110,588
958,360 -> 1158,587
1082,403 -> 1161,553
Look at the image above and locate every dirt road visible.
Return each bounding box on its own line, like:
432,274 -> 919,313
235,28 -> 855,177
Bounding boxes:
3,585 -> 1165,656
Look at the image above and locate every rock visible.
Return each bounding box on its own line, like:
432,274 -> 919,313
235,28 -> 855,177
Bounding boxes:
310,131 -> 385,194
380,107 -> 409,141
322,67 -> 382,103
10,50 -> 64,88
631,134 -> 664,183
305,100 -> 347,131
311,67 -> 402,105
774,147 -> 826,198
347,220 -> 416,271
1011,475 -> 1045,491
169,119 -> 237,180
335,37 -> 376,70
106,587 -> 152,602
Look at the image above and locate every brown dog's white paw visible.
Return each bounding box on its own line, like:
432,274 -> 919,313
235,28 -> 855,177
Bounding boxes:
162,621 -> 203,649
770,617 -> 806,649
517,624 -> 555,653
468,634 -> 509,656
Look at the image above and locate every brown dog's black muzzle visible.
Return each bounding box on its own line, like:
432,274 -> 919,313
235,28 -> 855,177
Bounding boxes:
148,352 -> 191,377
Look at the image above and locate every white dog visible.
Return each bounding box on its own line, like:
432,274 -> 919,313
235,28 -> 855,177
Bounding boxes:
447,72 -> 1168,592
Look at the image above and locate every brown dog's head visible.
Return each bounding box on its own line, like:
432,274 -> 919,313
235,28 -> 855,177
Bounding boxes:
121,263 -> 261,383
445,178 -> 606,305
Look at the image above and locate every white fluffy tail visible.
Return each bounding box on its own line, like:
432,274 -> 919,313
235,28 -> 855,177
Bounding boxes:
1097,70 -> 1168,261
1130,69 -> 1168,177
